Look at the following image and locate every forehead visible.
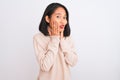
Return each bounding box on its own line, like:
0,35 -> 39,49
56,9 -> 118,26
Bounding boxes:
53,7 -> 66,15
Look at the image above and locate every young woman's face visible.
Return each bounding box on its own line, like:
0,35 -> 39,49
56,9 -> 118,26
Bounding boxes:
46,7 -> 67,32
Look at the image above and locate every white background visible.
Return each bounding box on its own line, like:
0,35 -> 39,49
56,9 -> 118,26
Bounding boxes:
0,0 -> 120,80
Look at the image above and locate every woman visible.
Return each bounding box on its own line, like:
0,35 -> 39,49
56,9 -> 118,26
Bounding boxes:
33,2 -> 78,80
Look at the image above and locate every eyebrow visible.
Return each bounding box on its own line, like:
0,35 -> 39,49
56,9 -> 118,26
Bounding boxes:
55,13 -> 66,16
55,13 -> 62,15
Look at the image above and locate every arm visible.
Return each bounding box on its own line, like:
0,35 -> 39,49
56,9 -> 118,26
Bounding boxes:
60,37 -> 78,67
33,36 -> 60,71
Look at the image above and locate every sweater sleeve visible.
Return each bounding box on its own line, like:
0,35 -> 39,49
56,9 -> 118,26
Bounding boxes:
33,35 -> 60,72
60,37 -> 78,67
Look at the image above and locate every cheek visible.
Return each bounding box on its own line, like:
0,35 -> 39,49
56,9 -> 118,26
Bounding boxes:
65,20 -> 67,25
51,18 -> 59,24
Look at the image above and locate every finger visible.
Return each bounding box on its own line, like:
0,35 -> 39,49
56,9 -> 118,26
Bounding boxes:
53,21 -> 56,34
60,30 -> 63,39
56,22 -> 59,34
52,21 -> 55,34
55,21 -> 59,35
53,21 -> 56,29
54,21 -> 57,35
52,21 -> 54,29
50,20 -> 53,29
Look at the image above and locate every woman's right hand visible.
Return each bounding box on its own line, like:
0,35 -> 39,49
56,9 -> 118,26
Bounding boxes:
48,21 -> 60,36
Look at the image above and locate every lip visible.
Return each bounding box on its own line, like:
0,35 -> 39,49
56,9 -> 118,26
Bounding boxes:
60,25 -> 64,29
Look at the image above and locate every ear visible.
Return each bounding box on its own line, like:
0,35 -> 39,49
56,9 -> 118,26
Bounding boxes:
45,16 -> 50,23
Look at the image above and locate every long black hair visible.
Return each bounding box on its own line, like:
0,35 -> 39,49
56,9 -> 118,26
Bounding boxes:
39,3 -> 71,37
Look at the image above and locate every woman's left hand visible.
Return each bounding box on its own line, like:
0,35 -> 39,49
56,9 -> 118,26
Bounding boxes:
60,31 -> 63,39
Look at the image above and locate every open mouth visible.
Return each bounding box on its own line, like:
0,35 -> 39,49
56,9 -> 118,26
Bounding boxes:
60,25 -> 64,29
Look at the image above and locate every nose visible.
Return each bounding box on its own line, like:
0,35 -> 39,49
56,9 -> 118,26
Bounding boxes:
60,18 -> 65,24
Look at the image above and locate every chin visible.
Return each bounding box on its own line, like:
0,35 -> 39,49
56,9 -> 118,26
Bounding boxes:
60,29 -> 64,32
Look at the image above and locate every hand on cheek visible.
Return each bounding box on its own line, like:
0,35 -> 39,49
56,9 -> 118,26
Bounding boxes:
60,30 -> 64,39
48,21 -> 60,36
48,21 -> 64,39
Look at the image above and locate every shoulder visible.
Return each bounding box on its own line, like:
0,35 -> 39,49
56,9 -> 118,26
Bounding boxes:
33,32 -> 50,45
64,36 -> 73,42
33,33 -> 38,39
61,36 -> 74,45
33,32 -> 47,40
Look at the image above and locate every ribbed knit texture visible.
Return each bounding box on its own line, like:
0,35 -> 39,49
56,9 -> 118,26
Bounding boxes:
33,32 -> 78,80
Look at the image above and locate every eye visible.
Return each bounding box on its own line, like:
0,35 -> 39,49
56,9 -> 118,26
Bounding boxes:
56,15 -> 60,18
63,16 -> 67,19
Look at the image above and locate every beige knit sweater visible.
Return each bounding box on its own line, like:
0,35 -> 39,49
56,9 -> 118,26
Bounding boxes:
33,32 -> 78,80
